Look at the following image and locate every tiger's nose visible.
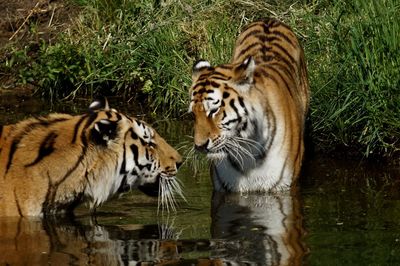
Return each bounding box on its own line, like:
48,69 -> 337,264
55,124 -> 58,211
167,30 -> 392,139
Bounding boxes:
194,139 -> 210,153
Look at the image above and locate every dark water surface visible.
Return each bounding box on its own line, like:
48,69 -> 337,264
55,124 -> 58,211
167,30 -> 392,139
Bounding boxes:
0,96 -> 399,265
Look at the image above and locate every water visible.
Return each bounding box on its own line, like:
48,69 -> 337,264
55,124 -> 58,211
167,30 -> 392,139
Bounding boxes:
0,96 -> 399,265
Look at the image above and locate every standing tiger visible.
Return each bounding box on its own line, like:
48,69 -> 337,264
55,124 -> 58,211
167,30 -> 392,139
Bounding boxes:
189,18 -> 310,192
0,98 -> 183,217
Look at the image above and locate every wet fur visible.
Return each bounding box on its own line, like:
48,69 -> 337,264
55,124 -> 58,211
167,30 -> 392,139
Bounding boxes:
0,100 -> 182,217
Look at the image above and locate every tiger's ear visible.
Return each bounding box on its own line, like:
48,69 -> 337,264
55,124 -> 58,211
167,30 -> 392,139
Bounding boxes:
233,56 -> 256,92
192,60 -> 212,82
89,97 -> 110,111
91,119 -> 118,145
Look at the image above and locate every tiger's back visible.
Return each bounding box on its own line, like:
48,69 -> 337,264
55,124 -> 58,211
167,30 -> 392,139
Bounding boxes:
233,19 -> 309,115
0,114 -> 89,216
189,18 -> 310,192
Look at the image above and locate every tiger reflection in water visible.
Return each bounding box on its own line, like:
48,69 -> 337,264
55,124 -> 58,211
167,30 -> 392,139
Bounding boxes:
210,189 -> 307,265
0,190 -> 306,265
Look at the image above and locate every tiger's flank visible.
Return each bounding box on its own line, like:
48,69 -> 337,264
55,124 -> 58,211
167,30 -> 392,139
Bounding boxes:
189,18 -> 310,192
0,98 -> 184,217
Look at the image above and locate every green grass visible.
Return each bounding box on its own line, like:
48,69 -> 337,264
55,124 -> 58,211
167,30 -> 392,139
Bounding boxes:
301,0 -> 400,157
1,0 -> 399,158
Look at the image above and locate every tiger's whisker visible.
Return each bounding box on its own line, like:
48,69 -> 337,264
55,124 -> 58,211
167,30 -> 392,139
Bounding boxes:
224,142 -> 245,170
234,137 -> 265,154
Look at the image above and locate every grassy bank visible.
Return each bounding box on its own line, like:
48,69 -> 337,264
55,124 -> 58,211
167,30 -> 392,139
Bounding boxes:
1,0 -> 399,159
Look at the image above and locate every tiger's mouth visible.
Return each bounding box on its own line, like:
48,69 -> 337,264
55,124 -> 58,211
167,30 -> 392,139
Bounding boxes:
119,172 -> 185,212
117,174 -> 161,196
137,176 -> 160,197
137,174 -> 178,198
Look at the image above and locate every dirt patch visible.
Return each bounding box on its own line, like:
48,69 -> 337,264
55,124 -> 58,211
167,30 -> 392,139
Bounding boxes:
0,0 -> 79,48
0,0 -> 80,94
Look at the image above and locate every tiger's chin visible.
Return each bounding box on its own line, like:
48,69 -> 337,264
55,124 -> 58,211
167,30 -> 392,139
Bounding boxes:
207,152 -> 228,162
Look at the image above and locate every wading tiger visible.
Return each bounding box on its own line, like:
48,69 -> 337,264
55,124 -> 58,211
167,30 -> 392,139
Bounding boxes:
0,98 -> 184,217
189,18 -> 310,192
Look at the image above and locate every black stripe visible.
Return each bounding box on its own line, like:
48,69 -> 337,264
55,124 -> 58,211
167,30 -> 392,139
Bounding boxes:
271,30 -> 296,47
262,21 -> 272,33
264,65 -> 295,100
223,118 -> 239,127
25,132 -> 57,167
130,144 -> 139,165
42,173 -> 56,213
270,61 -> 296,85
81,113 -> 100,146
254,68 -> 280,86
192,81 -> 209,91
259,35 -> 280,44
0,125 -> 3,138
264,102 -> 276,157
130,144 -> 152,171
13,189 -> 23,216
229,99 -> 241,124
222,111 -> 227,120
237,42 -> 263,58
273,157 -> 288,190
210,74 -> 231,81
5,140 -> 18,176
208,108 -> 219,117
72,114 -> 89,143
260,55 -> 275,62
265,51 -> 296,75
210,81 -> 221,88
4,118 -> 69,177
238,96 -> 245,108
239,29 -> 263,45
139,163 -> 152,171
260,45 -> 272,54
269,55 -> 296,76
105,111 -> 112,119
120,135 -> 128,175
197,73 -> 210,81
273,42 -> 296,64
241,121 -> 248,131
268,18 -> 280,29
212,70 -> 231,77
216,64 -> 232,70
130,128 -> 138,139
116,113 -> 122,120
139,138 -> 147,146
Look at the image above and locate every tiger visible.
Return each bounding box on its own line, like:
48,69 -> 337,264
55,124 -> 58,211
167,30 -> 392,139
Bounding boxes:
0,98 -> 184,217
189,18 -> 310,192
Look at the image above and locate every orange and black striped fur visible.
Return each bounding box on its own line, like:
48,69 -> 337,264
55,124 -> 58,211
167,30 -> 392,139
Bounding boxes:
0,99 -> 183,217
189,18 -> 310,192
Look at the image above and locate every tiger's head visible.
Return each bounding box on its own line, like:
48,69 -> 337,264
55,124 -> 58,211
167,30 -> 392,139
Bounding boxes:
188,58 -> 264,162
87,98 -> 184,210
